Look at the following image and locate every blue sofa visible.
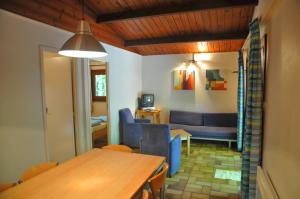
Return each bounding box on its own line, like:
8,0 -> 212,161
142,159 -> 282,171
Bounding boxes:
119,108 -> 150,147
140,124 -> 181,176
169,110 -> 237,147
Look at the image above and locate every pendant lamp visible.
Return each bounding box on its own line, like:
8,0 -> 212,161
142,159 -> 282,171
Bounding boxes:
58,0 -> 107,58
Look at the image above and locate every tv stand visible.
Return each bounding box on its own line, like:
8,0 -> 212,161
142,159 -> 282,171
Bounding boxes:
135,108 -> 161,124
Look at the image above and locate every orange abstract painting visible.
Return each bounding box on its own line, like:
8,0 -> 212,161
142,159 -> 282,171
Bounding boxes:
174,70 -> 195,90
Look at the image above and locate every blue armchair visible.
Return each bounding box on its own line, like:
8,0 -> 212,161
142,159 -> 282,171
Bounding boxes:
140,124 -> 181,177
119,108 -> 151,147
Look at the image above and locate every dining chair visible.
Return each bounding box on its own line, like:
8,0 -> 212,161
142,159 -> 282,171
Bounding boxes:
148,163 -> 169,199
0,183 -> 16,192
102,144 -> 133,153
19,162 -> 58,183
142,189 -> 150,199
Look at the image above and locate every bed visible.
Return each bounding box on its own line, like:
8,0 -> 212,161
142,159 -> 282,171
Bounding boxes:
91,115 -> 107,147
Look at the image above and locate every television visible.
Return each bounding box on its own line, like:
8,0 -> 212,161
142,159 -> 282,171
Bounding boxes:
140,94 -> 154,108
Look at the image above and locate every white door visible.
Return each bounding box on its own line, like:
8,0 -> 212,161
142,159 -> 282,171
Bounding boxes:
43,51 -> 75,163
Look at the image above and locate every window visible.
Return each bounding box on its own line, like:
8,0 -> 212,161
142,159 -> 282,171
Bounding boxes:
91,69 -> 106,101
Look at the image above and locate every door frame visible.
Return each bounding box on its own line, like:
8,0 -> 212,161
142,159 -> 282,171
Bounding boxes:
89,59 -> 111,145
39,45 -> 52,161
39,45 -> 78,160
72,58 -> 93,153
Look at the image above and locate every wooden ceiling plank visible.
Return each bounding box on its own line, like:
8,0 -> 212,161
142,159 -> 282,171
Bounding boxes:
187,12 -> 200,34
209,9 -> 219,34
108,22 -> 132,39
124,22 -> 143,39
157,17 -> 173,37
223,8 -> 233,33
171,14 -> 186,35
132,19 -> 153,38
238,6 -> 247,32
194,12 -> 205,33
144,18 -> 163,37
138,19 -> 158,38
96,0 -> 258,23
179,13 -> 192,35
232,7 -> 242,32
164,15 -> 180,36
202,10 -> 212,33
217,8 -> 225,33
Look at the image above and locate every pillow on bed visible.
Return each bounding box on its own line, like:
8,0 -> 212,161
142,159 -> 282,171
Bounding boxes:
91,120 -> 101,127
91,115 -> 107,122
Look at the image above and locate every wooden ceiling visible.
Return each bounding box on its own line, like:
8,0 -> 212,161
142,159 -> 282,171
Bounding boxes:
0,0 -> 257,55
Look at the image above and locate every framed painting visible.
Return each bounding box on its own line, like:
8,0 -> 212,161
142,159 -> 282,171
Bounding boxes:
206,69 -> 227,90
173,70 -> 195,90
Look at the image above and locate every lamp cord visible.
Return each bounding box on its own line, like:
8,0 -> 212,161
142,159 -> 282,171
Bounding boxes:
81,0 -> 85,20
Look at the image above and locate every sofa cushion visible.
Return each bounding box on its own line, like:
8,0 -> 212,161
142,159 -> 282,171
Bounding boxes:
169,110 -> 203,126
203,113 -> 237,127
170,123 -> 237,140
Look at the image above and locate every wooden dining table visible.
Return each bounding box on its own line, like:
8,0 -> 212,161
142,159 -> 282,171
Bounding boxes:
0,149 -> 165,199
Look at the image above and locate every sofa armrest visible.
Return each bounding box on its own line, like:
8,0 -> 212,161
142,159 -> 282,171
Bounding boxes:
169,135 -> 181,176
134,119 -> 151,123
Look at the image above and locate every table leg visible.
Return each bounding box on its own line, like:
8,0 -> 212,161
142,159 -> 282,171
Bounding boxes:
156,113 -> 160,124
187,137 -> 190,157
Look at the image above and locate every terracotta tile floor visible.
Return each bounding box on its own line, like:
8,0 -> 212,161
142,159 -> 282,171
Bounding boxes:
164,140 -> 242,199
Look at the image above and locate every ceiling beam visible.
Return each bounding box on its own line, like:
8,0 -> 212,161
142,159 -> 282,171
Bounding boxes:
124,31 -> 248,47
97,0 -> 258,23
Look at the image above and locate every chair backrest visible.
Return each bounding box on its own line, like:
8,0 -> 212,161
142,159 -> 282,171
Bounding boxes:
102,144 -> 133,153
19,162 -> 58,183
170,110 -> 204,126
203,113 -> 237,127
119,108 -> 134,124
169,110 -> 238,127
0,183 -> 16,192
148,163 -> 169,194
119,108 -> 135,143
142,189 -> 149,199
140,124 -> 170,160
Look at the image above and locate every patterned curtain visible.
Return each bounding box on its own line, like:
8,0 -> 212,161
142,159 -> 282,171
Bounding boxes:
241,18 -> 263,199
237,49 -> 245,152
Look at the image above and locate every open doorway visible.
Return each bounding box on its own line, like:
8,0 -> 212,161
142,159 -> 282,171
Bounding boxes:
40,49 -> 76,163
89,59 -> 109,148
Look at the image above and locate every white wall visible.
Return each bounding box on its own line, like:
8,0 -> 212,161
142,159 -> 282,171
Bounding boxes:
0,9 -> 73,183
0,9 -> 142,182
92,102 -> 108,116
141,52 -> 238,123
103,44 -> 142,144
252,0 -> 300,198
